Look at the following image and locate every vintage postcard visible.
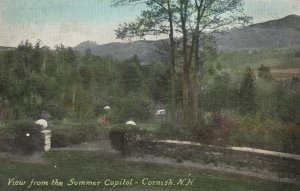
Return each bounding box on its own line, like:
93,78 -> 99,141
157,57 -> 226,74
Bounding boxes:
0,0 -> 300,190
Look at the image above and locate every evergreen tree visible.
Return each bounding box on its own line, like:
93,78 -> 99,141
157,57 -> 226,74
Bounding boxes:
204,73 -> 233,113
119,55 -> 148,95
258,64 -> 272,80
142,62 -> 170,104
275,78 -> 300,122
239,67 -> 256,114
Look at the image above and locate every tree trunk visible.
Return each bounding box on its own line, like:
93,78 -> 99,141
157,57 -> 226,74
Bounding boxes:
72,83 -> 76,111
167,0 -> 176,123
180,0 -> 191,130
191,71 -> 199,126
182,69 -> 190,129
189,0 -> 205,130
42,57 -> 46,73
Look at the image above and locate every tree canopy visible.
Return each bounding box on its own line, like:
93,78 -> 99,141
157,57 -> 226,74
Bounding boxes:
113,0 -> 251,130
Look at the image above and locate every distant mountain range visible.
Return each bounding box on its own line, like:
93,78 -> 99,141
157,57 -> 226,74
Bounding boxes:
215,14 -> 300,51
75,40 -> 162,64
74,15 -> 300,64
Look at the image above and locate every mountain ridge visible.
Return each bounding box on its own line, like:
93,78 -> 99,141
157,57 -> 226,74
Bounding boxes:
249,14 -> 300,29
74,14 -> 300,63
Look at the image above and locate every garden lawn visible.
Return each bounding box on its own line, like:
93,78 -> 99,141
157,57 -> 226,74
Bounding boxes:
0,151 -> 299,191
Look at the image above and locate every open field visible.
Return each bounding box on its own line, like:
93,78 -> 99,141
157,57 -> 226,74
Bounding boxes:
218,47 -> 300,79
1,151 -> 300,191
219,47 -> 300,69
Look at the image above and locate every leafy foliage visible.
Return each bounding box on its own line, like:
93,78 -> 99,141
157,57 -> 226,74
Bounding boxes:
1,39 -> 300,154
0,41 -> 154,122
51,126 -> 97,148
258,64 -> 273,80
238,67 -> 256,114
274,78 -> 300,122
203,72 -> 236,113
4,120 -> 44,154
110,95 -> 154,123
108,125 -> 141,155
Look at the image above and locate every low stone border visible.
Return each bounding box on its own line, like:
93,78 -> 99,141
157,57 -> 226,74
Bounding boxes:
129,139 -> 300,182
157,140 -> 300,161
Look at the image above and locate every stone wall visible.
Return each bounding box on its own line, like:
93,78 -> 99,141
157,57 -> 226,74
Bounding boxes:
129,139 -> 300,181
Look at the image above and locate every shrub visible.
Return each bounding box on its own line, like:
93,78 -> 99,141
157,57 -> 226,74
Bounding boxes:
281,124 -> 300,154
155,121 -> 214,143
110,95 -> 154,123
108,125 -> 141,155
227,113 -> 300,154
176,156 -> 183,163
194,125 -> 214,144
46,103 -> 67,120
8,120 -> 44,154
51,131 -> 69,147
51,126 -> 98,148
0,131 -> 13,152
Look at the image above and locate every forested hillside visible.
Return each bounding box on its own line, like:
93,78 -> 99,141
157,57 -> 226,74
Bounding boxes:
0,41 -> 163,122
0,39 -> 299,153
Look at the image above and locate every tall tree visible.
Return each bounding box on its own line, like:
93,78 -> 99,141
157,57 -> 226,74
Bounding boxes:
114,0 -> 178,122
113,0 -> 251,131
258,64 -> 273,81
120,55 -> 149,96
239,67 -> 256,114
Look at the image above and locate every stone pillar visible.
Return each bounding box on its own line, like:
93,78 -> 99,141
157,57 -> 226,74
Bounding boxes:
41,130 -> 51,152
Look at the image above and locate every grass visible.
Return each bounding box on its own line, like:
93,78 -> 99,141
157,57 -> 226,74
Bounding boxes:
218,47 -> 300,70
0,151 -> 299,191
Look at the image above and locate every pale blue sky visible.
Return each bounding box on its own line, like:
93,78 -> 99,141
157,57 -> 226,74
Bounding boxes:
0,0 -> 300,47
